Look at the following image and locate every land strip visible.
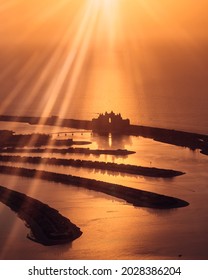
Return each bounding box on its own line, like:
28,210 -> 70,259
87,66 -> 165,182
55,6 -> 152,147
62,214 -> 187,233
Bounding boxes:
0,165 -> 189,209
0,155 -> 184,178
129,125 -> 208,153
0,185 -> 82,246
0,147 -> 135,156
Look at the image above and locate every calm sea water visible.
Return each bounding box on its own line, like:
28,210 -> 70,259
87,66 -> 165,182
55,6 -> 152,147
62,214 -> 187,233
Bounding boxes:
0,121 -> 208,260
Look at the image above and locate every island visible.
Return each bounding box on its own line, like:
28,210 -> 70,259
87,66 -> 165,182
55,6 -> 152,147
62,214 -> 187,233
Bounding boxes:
0,165 -> 189,209
0,185 -> 82,246
0,155 -> 184,178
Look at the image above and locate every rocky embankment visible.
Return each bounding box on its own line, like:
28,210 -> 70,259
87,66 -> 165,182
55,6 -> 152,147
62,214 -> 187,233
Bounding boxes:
0,155 -> 184,178
0,185 -> 82,245
0,165 -> 189,209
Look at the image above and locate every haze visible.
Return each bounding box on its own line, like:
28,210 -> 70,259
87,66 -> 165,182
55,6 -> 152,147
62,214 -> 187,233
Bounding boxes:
0,0 -> 208,130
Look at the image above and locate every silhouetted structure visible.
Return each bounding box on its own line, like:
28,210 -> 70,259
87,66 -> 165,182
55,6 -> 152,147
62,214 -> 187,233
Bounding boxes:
1,114 -> 208,155
92,112 -> 130,134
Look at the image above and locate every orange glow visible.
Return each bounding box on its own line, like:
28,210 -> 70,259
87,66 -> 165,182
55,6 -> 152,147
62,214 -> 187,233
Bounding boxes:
0,0 -> 207,125
1,0 -> 207,119
1,0 -> 208,261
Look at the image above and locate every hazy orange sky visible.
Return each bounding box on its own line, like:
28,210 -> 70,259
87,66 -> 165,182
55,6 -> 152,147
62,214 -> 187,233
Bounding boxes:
0,0 -> 208,42
1,0 -> 208,44
0,0 -> 208,129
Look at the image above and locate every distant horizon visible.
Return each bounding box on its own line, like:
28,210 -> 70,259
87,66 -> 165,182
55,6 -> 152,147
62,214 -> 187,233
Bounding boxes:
1,111 -> 208,137
1,1 -> 208,134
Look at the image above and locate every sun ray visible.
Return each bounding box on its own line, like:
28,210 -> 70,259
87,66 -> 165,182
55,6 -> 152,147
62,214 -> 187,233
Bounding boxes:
0,1 -> 107,206
0,53 -> 40,114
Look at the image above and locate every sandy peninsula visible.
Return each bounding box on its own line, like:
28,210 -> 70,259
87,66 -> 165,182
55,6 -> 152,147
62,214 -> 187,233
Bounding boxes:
0,185 -> 82,246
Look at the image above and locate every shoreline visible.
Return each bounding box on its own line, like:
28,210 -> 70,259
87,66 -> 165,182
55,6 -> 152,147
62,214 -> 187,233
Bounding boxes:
0,185 -> 82,246
0,165 -> 189,209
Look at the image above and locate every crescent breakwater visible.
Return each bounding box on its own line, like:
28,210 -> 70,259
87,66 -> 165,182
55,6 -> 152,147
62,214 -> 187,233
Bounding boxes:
0,185 -> 82,246
129,125 -> 208,154
1,115 -> 208,154
0,165 -> 189,209
0,155 -> 184,178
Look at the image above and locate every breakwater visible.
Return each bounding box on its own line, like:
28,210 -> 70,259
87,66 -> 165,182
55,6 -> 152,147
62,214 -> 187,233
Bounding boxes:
0,165 -> 189,209
0,185 -> 82,246
0,155 -> 184,178
129,125 -> 208,153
